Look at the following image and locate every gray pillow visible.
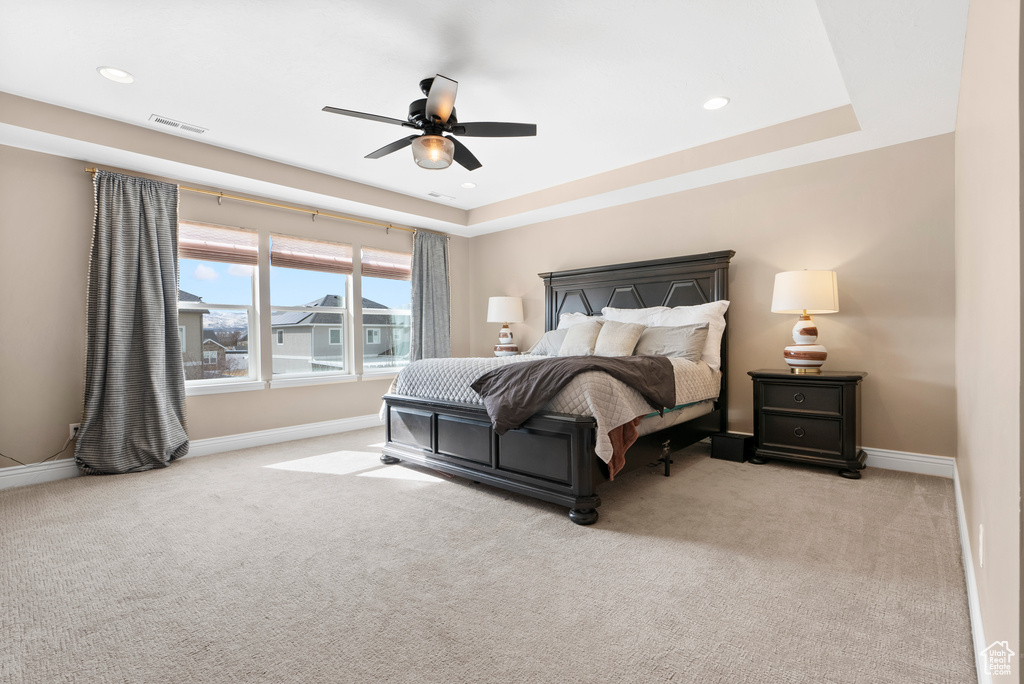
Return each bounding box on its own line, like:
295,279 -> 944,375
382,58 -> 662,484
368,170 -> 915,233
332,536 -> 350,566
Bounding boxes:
528,328 -> 569,355
634,322 -> 710,361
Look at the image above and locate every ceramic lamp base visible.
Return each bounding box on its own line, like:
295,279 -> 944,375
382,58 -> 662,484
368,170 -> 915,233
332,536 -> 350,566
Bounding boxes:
494,324 -> 518,355
783,344 -> 827,372
494,344 -> 519,356
783,314 -> 827,372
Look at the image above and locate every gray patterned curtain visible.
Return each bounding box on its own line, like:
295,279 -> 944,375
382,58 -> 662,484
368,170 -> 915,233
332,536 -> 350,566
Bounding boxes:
75,171 -> 188,474
410,230 -> 451,361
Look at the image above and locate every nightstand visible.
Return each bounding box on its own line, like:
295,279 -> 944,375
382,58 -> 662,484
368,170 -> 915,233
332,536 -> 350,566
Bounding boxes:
747,369 -> 867,479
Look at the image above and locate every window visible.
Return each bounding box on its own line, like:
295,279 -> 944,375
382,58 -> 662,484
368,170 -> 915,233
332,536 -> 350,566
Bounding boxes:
177,222 -> 257,383
270,234 -> 351,376
360,247 -> 412,372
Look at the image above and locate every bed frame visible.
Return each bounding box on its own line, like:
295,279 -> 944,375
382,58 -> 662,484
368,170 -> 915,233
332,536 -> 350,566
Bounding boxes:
380,250 -> 735,524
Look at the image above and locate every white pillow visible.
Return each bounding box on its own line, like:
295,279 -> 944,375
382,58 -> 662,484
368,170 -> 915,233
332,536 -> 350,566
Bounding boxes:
593,321 -> 645,357
650,300 -> 730,370
601,306 -> 669,326
558,319 -> 604,356
557,312 -> 604,329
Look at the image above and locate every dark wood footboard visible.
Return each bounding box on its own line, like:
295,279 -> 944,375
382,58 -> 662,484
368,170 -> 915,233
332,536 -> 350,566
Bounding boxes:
382,393 -> 602,524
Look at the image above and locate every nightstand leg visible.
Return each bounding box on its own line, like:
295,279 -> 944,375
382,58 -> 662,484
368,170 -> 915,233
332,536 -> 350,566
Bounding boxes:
748,456 -> 768,465
838,468 -> 862,479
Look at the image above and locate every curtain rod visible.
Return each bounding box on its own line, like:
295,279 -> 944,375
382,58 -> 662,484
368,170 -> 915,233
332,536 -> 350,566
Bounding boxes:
83,167 -> 447,238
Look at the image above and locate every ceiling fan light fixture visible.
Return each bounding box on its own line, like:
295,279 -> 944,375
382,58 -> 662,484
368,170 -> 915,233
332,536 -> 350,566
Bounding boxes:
412,135 -> 454,169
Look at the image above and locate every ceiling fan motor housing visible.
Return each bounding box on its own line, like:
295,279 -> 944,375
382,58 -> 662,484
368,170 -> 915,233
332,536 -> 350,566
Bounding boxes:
408,99 -> 456,126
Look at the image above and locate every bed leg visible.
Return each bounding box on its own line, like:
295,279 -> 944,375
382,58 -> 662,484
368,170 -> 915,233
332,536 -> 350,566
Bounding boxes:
380,454 -> 401,464
659,439 -> 673,477
569,508 -> 599,525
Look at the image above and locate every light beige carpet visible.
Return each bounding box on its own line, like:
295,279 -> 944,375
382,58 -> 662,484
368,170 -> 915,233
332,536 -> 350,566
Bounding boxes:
1,428 -> 975,683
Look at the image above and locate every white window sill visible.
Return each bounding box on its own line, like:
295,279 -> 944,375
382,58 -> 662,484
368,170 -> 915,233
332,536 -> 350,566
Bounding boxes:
270,373 -> 358,389
360,370 -> 401,382
186,380 -> 266,396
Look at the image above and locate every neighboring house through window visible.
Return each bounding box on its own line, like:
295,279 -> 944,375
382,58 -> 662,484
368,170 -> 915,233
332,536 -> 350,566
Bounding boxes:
177,222 -> 257,383
270,234 -> 351,376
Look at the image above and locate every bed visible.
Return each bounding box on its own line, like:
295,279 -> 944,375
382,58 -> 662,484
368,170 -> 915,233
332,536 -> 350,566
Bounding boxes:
379,250 -> 735,524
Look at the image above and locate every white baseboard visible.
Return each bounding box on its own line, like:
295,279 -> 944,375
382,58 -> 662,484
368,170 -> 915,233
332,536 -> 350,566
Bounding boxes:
0,414 -> 383,491
953,460 -> 990,684
0,457 -> 80,491
185,413 -> 383,458
862,447 -> 955,478
721,435 -> 956,479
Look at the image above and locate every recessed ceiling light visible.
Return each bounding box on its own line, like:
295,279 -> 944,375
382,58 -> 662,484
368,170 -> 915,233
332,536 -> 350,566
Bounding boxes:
460,182 -> 477,189
703,96 -> 730,110
97,66 -> 135,84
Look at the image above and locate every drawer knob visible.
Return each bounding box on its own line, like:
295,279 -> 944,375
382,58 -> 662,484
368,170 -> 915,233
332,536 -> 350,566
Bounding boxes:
794,427 -> 806,438
793,392 -> 805,403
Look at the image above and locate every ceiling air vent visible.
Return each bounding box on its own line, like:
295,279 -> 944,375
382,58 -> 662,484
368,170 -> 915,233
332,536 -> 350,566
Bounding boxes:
148,114 -> 208,135
427,191 -> 455,201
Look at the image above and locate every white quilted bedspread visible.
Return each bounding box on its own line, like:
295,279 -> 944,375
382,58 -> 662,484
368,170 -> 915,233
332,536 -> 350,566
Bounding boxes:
384,356 -> 720,464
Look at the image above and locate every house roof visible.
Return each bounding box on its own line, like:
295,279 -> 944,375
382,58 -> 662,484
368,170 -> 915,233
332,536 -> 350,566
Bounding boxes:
270,295 -> 405,327
178,289 -> 203,303
272,295 -> 344,327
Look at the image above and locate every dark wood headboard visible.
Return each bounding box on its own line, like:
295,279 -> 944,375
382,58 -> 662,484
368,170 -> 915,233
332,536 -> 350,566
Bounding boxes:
538,249 -> 735,429
538,250 -> 735,330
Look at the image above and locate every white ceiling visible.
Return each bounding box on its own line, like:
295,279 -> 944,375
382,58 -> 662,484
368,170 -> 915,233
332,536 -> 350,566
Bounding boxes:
0,0 -> 969,236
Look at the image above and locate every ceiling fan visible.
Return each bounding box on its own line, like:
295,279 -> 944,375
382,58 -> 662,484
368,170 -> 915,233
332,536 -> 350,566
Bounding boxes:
322,74 -> 537,171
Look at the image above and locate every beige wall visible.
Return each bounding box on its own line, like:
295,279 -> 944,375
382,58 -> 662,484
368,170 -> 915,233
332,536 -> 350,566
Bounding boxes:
468,135 -> 957,456
954,0 -> 1021,662
0,143 -> 471,464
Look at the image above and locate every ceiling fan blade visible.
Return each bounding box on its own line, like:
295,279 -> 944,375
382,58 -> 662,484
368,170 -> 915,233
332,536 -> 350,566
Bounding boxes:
452,121 -> 537,137
323,106 -> 412,128
426,74 -> 458,124
446,136 -> 482,171
365,135 -> 420,159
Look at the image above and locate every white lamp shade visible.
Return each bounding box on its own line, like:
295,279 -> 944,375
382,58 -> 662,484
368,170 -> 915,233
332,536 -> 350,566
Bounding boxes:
487,296 -> 524,323
771,270 -> 839,314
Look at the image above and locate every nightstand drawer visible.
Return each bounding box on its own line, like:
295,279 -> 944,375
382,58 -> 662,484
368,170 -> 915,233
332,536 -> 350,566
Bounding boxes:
761,383 -> 841,414
762,414 -> 842,455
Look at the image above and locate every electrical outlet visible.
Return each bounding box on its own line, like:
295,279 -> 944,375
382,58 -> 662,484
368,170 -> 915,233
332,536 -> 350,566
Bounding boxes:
69,424 -> 80,440
979,524 -> 984,568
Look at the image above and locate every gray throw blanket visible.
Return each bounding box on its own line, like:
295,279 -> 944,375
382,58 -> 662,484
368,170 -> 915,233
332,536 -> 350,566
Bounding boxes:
470,356 -> 676,435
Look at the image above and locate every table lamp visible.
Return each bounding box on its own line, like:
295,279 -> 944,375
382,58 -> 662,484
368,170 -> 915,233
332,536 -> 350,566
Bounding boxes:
771,270 -> 839,373
487,296 -> 524,356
